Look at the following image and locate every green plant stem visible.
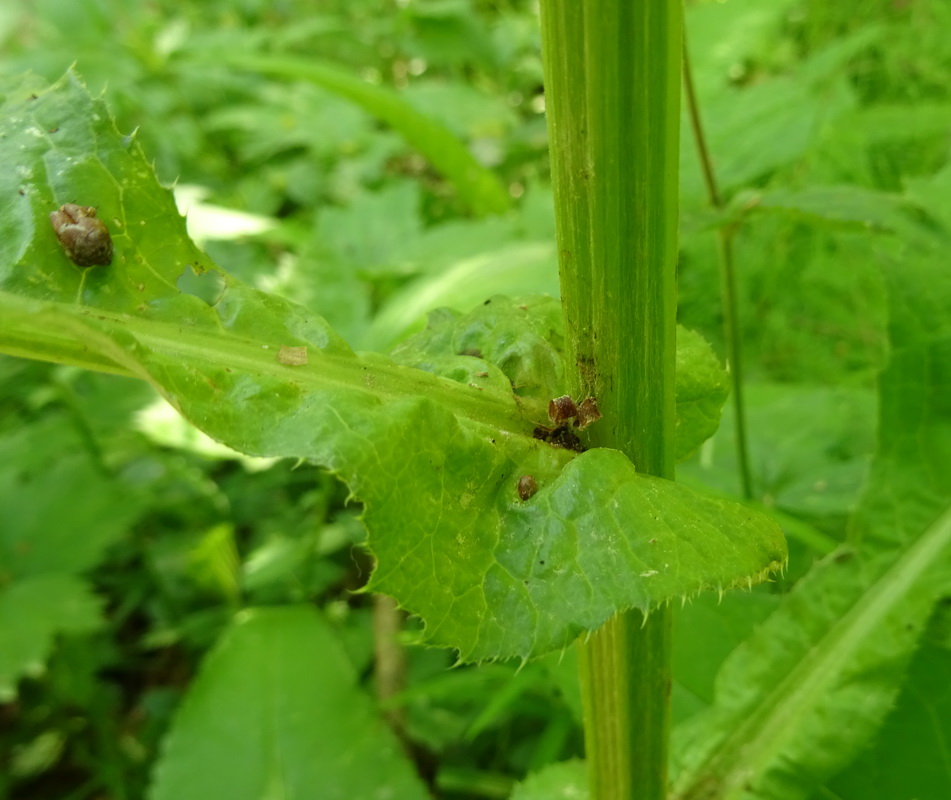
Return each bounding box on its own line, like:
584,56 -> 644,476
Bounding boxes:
373,594 -> 407,735
578,612 -> 673,799
681,33 -> 754,500
539,2 -> 682,799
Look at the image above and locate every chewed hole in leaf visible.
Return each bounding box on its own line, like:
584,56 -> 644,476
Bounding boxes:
176,264 -> 226,305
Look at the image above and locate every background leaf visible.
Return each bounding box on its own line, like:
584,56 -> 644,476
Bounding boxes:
0,575 -> 102,702
821,630 -> 951,800
149,606 -> 430,800
0,414 -> 141,699
739,185 -> 918,231
511,759 -> 588,800
671,520 -> 951,800
671,196 -> 951,799
207,54 -> 512,218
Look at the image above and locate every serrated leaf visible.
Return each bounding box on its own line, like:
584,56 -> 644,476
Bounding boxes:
149,607 -> 429,800
0,71 -> 786,662
671,521 -> 951,800
389,295 -> 569,407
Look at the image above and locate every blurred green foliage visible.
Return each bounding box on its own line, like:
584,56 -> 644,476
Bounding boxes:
1,0 -> 950,797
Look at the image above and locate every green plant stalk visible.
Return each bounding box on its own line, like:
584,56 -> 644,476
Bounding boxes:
681,37 -> 754,500
715,226 -> 753,499
373,594 -> 407,735
539,2 -> 682,799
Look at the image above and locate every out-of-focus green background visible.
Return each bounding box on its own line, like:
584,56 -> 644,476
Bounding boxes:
2,1 -> 950,798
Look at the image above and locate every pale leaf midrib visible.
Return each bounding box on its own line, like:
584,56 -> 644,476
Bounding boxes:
685,504 -> 951,798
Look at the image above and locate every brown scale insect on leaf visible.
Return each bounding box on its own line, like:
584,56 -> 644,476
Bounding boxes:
49,203 -> 113,267
547,394 -> 601,429
517,475 -> 539,501
533,393 -> 601,452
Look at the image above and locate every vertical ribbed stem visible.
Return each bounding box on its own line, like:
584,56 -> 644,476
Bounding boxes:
539,2 -> 682,798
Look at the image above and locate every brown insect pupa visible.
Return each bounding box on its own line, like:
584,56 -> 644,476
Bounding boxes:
517,475 -> 539,501
548,395 -> 579,426
50,203 -> 113,267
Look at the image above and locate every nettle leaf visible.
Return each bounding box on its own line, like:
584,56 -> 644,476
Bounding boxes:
0,71 -> 785,662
